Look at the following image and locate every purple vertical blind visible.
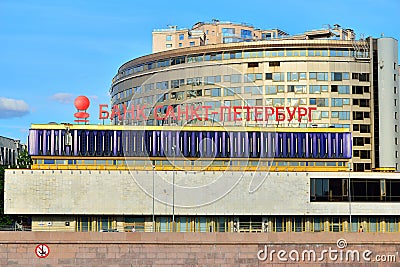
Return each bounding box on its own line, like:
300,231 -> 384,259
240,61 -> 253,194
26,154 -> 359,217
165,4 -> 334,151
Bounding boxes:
28,129 -> 352,159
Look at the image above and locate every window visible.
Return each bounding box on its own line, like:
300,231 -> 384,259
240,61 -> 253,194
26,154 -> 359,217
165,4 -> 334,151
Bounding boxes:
272,98 -> 284,106
338,111 -> 350,120
308,50 -> 328,57
269,61 -> 280,67
211,88 -> 221,97
338,85 -> 350,94
244,73 -> 262,82
166,44 -> 172,48
179,43 -> 182,47
204,75 -> 221,85
224,87 -> 241,96
317,72 -> 328,81
287,72 -> 299,81
179,34 -> 184,40
166,35 -> 172,41
171,79 -> 184,88
230,74 -> 242,83
316,98 -> 329,107
287,72 -> 306,81
309,72 -> 328,81
360,124 -> 370,133
244,86 -> 263,95
265,85 -> 284,94
189,41 -> 195,46
248,62 -> 259,68
309,85 -> 328,94
241,29 -> 252,39
265,85 -> 277,94
272,72 -> 284,81
262,33 -> 272,40
265,73 -> 272,80
222,28 -> 235,36
156,81 -> 168,90
288,85 -> 306,93
352,73 -> 369,81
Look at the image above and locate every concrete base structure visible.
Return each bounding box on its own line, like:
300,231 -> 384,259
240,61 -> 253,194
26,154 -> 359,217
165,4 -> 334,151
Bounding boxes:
0,232 -> 399,266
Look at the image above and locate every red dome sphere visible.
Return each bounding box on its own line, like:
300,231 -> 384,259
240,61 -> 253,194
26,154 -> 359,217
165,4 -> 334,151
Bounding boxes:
74,96 -> 90,110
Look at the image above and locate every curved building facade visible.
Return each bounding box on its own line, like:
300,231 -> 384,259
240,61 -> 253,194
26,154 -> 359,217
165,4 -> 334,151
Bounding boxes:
4,21 -> 400,233
110,21 -> 399,172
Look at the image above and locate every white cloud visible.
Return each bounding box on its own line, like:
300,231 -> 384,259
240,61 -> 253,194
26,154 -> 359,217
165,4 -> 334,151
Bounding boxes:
0,97 -> 30,119
50,93 -> 74,104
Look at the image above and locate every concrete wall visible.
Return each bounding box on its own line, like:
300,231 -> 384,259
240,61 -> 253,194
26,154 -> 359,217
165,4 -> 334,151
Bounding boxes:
0,232 -> 399,266
6,170 -> 400,216
377,37 -> 400,169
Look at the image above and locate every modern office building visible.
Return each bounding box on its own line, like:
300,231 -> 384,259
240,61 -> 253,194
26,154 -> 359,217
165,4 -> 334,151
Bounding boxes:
0,135 -> 25,167
111,20 -> 399,172
4,21 -> 400,233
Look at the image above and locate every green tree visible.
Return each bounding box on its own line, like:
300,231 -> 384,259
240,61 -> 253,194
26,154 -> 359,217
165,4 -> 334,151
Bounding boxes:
17,148 -> 32,169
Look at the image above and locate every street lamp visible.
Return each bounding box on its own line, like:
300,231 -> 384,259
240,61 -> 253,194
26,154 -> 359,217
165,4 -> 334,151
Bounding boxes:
152,161 -> 155,232
348,163 -> 352,232
171,145 -> 176,232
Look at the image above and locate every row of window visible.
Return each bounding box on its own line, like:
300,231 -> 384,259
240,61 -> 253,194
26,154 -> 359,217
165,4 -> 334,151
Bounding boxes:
114,85 -> 371,103
115,72 -> 369,94
35,159 -> 347,168
311,178 -> 400,202
117,85 -> 360,101
74,216 -> 400,233
114,49 -> 369,81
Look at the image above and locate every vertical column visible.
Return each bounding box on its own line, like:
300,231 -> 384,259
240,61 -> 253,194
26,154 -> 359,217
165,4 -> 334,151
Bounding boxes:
335,133 -> 340,158
312,133 -> 318,158
152,131 -> 158,157
252,132 -> 257,158
305,133 -> 309,158
214,131 -> 219,157
243,132 -> 249,158
113,130 -> 117,156
282,133 -> 287,158
42,130 -> 48,156
290,133 -> 296,158
175,131 -> 179,157
298,133 -> 304,158
274,133 -> 280,158
266,132 -> 273,158
229,132 -> 235,158
327,133 -> 332,158
206,131 -> 212,157
237,132 -> 242,158
221,131 -> 227,158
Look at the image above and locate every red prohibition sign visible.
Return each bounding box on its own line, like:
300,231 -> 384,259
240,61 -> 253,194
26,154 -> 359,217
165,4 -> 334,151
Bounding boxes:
35,244 -> 50,258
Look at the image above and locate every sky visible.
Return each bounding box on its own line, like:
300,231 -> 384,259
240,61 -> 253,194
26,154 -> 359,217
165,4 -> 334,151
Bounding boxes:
0,0 -> 399,143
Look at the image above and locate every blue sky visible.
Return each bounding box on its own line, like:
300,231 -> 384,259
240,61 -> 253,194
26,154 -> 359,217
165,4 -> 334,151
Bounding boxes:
0,0 -> 399,142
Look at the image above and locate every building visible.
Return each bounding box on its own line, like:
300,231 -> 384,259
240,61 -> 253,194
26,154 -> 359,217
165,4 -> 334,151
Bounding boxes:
4,21 -> 400,233
0,135 -> 25,167
111,21 -> 399,172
